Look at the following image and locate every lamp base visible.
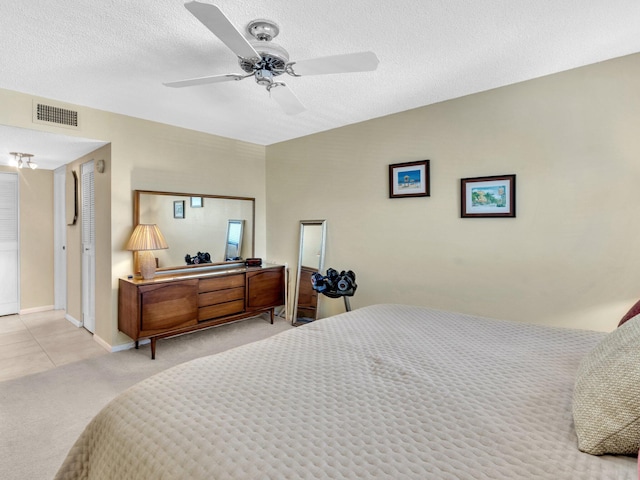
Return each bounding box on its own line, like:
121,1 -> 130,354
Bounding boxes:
139,251 -> 157,280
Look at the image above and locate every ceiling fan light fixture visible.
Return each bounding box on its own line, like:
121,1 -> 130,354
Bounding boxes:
255,69 -> 274,86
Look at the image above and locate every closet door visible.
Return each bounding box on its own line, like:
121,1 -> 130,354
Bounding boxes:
0,173 -> 19,316
81,161 -> 95,332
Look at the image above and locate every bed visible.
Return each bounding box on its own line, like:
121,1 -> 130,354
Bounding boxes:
55,304 -> 639,479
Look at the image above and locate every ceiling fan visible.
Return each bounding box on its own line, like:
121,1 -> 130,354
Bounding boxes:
164,1 -> 379,115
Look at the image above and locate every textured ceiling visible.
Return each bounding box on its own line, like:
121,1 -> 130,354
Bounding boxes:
1,0 -> 640,168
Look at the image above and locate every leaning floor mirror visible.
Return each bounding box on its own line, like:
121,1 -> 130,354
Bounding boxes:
292,220 -> 327,326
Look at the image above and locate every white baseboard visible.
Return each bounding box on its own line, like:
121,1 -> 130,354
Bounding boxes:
110,338 -> 150,352
94,336 -> 150,353
19,305 -> 55,315
92,334 -> 113,352
65,313 -> 82,327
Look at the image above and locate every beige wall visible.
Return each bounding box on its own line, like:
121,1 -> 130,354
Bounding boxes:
266,53 -> 640,331
0,89 -> 266,348
64,145 -> 111,342
0,166 -> 54,310
2,52 -> 638,344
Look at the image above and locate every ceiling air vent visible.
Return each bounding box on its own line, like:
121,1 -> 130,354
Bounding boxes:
32,100 -> 80,130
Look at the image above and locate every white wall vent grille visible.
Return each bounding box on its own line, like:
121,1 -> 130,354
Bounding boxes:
32,100 -> 81,130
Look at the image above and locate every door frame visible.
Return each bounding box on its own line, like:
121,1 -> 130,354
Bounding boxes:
53,167 -> 67,311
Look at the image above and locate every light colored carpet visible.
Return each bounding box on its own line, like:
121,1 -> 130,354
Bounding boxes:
0,313 -> 292,480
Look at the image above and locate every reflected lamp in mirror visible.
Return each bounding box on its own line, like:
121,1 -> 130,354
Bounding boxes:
126,224 -> 169,280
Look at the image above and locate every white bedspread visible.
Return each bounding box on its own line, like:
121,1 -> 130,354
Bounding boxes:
55,304 -> 637,479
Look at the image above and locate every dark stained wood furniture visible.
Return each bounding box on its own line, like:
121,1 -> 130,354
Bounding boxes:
119,264 -> 285,358
296,266 -> 319,321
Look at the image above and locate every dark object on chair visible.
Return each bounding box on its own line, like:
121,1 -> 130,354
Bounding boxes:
311,268 -> 357,298
311,268 -> 357,312
185,252 -> 211,265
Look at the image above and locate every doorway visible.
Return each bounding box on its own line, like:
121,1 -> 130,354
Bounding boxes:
0,172 -> 19,316
81,161 -> 95,332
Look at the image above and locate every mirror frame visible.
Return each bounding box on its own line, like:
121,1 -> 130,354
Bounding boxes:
292,219 -> 327,325
133,190 -> 255,272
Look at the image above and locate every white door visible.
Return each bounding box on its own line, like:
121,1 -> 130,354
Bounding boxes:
81,161 -> 96,332
0,173 -> 19,316
53,167 -> 67,311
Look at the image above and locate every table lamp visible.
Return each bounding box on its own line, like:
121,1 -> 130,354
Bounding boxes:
125,224 -> 169,279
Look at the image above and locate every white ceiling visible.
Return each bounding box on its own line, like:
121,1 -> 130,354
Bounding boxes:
1,0 -> 640,169
0,126 -> 108,171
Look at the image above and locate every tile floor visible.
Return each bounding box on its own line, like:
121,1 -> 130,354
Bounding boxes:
0,309 -> 108,382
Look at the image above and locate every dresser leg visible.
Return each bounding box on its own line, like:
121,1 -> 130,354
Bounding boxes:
135,340 -> 139,349
270,309 -> 274,324
151,338 -> 157,360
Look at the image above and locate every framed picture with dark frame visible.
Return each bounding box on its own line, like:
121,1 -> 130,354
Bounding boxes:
190,196 -> 203,208
173,200 -> 185,219
461,174 -> 516,218
389,160 -> 430,198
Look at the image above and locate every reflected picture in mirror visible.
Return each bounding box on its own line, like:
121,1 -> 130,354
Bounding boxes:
292,220 -> 327,326
134,190 -> 255,270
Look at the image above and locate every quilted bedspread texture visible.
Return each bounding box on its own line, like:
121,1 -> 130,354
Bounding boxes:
55,304 -> 637,479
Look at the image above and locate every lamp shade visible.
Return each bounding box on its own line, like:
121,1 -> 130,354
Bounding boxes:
125,224 -> 168,251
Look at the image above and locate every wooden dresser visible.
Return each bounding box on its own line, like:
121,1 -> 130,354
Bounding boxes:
118,264 -> 285,358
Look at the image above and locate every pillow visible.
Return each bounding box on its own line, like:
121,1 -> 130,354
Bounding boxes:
618,299 -> 640,327
573,315 -> 640,455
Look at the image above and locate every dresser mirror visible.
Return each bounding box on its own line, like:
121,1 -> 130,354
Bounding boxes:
292,220 -> 327,326
134,190 -> 255,270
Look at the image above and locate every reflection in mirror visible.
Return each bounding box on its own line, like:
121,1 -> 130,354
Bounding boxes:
292,220 -> 327,326
134,190 -> 254,270
224,220 -> 244,261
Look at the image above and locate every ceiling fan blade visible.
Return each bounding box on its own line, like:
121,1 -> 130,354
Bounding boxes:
163,73 -> 247,88
290,51 -> 379,76
185,1 -> 260,62
269,83 -> 305,115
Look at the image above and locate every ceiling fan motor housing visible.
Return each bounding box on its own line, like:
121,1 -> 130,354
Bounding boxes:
239,19 -> 289,81
239,40 -> 290,78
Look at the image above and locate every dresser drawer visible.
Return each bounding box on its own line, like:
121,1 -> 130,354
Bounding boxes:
199,299 -> 245,321
199,274 -> 245,293
198,287 -> 244,307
